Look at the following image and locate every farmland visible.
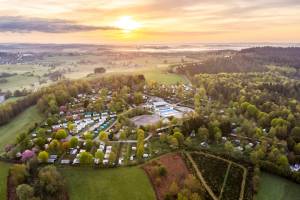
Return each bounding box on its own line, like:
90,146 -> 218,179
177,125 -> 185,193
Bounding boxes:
188,152 -> 248,200
143,153 -> 195,200
60,166 -> 156,200
0,52 -> 192,91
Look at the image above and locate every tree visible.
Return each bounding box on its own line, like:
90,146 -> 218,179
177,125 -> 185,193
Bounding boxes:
62,141 -> 70,151
293,143 -> 300,155
275,125 -> 288,139
55,129 -> 67,140
184,174 -> 202,193
37,128 -> 46,137
16,184 -> 34,200
168,181 -> 179,197
255,128 -> 264,139
291,127 -> 300,142
247,104 -> 258,118
197,127 -> 209,141
250,151 -> 260,164
173,131 -> 184,145
158,166 -> 167,177
85,139 -> 93,151
119,131 -> 127,140
109,152 -> 116,165
214,131 -> 222,143
224,141 -> 234,153
95,151 -> 104,163
137,144 -> 144,160
99,131 -> 108,142
241,102 -> 251,112
137,129 -> 145,143
170,137 -> 179,149
94,67 -> 106,74
48,139 -> 61,154
10,164 -> 28,185
38,151 -> 49,163
69,137 -> 79,148
37,165 -> 64,197
84,132 -> 93,140
79,152 -> 93,165
34,137 -> 46,148
67,123 -> 75,132
253,175 -> 260,193
276,155 -> 289,168
133,92 -> 143,105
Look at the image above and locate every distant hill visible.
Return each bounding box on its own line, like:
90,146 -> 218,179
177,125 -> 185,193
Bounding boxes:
172,47 -> 300,77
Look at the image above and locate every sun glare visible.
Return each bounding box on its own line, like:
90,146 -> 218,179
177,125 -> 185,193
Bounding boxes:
115,16 -> 141,33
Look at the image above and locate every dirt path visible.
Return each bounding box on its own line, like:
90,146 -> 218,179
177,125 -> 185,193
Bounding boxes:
219,162 -> 232,199
186,152 -> 219,200
186,151 -> 248,200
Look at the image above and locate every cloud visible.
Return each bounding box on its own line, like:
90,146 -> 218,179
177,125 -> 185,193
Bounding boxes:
0,16 -> 118,33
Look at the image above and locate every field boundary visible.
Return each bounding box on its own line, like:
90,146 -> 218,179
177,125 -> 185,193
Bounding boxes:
186,152 -> 219,200
186,151 -> 248,200
219,162 -> 232,199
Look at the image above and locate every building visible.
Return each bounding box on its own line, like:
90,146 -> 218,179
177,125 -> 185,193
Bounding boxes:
152,100 -> 182,118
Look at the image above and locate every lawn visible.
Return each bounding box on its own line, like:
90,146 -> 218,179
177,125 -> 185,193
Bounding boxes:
0,106 -> 44,151
60,166 -> 156,200
256,172 -> 300,200
0,161 -> 11,200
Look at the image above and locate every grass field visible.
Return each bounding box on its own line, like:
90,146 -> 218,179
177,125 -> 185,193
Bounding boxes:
106,66 -> 187,85
61,167 -> 156,200
256,172 -> 300,200
0,161 -> 11,200
0,106 -> 44,151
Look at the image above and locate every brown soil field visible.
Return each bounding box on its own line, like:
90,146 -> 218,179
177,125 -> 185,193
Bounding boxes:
143,153 -> 190,200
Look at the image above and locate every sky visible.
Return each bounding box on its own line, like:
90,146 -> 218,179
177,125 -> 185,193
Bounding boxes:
0,0 -> 299,44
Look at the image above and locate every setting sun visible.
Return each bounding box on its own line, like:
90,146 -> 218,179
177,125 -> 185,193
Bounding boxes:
115,16 -> 141,33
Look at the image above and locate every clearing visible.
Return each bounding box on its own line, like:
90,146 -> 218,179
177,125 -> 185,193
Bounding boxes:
60,166 -> 156,200
0,106 -> 44,151
256,172 -> 300,200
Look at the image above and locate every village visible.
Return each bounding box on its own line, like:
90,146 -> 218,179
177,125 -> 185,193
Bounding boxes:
9,84 -> 197,167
